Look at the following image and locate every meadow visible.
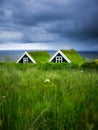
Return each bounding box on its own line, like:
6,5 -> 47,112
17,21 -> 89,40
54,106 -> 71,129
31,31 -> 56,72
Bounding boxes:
0,62 -> 98,130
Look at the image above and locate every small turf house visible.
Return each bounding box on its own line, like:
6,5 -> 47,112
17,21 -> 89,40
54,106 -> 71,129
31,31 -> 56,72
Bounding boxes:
49,49 -> 85,64
49,50 -> 71,63
17,51 -> 51,63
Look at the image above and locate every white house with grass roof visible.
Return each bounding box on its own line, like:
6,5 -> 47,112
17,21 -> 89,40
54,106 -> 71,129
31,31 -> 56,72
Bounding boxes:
49,49 -> 85,64
17,51 -> 51,64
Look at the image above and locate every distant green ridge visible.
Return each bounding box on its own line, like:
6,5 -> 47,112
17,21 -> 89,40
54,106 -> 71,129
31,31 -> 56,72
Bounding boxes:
28,51 -> 51,63
61,49 -> 85,64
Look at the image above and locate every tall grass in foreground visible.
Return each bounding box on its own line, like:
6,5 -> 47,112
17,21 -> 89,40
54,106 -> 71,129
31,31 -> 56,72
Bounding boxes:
0,63 -> 98,130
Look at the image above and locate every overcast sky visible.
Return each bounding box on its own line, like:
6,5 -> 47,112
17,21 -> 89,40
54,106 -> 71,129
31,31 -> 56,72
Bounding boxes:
0,0 -> 98,50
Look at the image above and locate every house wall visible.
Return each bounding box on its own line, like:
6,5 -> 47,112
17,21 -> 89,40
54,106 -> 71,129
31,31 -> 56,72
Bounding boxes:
51,53 -> 67,63
19,54 -> 33,63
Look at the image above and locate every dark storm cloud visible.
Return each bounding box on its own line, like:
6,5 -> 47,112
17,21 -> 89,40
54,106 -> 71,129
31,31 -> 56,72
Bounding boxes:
46,0 -> 98,40
0,0 -> 98,50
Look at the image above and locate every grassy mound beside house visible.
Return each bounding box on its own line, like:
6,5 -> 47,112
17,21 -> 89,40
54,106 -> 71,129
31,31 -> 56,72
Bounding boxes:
0,63 -> 98,130
81,59 -> 98,69
61,49 -> 85,64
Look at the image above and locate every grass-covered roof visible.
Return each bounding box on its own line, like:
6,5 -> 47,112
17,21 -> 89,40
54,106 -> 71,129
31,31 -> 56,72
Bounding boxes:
28,51 -> 51,63
61,49 -> 85,64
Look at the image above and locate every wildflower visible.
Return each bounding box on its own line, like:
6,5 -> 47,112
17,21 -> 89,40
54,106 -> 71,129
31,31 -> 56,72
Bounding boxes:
44,79 -> 50,83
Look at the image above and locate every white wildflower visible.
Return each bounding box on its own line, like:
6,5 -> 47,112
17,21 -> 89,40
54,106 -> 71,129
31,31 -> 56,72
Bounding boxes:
44,79 -> 50,83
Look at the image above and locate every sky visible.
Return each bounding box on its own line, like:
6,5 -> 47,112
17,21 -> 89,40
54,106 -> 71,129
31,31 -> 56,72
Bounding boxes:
0,0 -> 98,50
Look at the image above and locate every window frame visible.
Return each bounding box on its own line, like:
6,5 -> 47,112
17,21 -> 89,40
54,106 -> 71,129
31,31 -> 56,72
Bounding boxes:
56,56 -> 63,63
23,57 -> 28,63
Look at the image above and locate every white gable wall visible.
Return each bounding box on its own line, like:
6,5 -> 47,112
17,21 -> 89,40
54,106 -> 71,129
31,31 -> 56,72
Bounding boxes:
49,50 -> 71,63
16,51 -> 36,63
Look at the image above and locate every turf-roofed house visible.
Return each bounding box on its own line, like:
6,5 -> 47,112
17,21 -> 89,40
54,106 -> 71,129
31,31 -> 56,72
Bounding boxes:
17,51 -> 51,63
49,49 -> 85,64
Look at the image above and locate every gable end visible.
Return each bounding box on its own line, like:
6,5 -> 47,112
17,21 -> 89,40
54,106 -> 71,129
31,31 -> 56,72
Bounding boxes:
49,50 -> 71,63
16,52 -> 36,63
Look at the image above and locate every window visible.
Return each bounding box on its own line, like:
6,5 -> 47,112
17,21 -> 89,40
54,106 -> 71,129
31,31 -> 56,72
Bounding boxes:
56,56 -> 62,63
23,57 -> 28,63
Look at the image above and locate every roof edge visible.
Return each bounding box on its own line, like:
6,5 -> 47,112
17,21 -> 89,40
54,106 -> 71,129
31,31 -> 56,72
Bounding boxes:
16,51 -> 36,63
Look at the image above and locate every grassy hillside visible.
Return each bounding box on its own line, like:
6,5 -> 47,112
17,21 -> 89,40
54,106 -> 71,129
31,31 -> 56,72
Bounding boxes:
0,63 -> 98,130
62,49 -> 85,64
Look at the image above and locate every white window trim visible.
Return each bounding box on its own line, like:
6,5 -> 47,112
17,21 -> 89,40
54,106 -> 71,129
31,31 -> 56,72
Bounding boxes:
56,56 -> 63,63
23,57 -> 28,63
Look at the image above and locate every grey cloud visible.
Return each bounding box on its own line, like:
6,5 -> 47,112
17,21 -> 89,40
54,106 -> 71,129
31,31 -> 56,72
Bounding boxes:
46,0 -> 98,40
0,0 -> 98,50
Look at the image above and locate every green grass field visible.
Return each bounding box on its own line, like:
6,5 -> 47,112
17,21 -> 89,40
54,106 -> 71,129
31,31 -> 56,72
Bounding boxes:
0,63 -> 98,130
